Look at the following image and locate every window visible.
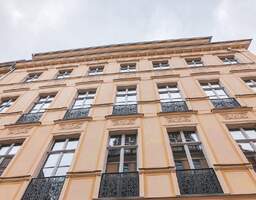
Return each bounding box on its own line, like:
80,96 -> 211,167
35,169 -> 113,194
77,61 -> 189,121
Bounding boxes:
116,87 -> 137,105
158,84 -> 183,102
30,95 -> 55,113
39,138 -> 79,177
88,66 -> 104,75
152,60 -> 170,70
106,133 -> 137,173
120,63 -> 136,73
186,58 -> 203,67
0,143 -> 22,175
219,56 -> 239,65
72,90 -> 96,109
25,73 -> 41,82
244,79 -> 256,92
229,128 -> 256,169
201,82 -> 229,99
0,98 -> 16,113
168,131 -> 208,170
56,70 -> 72,79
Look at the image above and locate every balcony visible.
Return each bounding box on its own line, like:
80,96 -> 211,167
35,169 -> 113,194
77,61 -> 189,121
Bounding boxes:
176,168 -> 223,195
211,98 -> 240,109
22,176 -> 66,200
99,172 -> 139,198
17,112 -> 43,124
161,101 -> 188,112
63,108 -> 90,120
112,104 -> 137,115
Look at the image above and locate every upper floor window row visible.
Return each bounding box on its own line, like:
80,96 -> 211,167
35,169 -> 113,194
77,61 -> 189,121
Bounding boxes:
244,79 -> 256,92
0,97 -> 16,113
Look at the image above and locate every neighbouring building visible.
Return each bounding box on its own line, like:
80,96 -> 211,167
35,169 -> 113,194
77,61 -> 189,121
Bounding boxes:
0,36 -> 256,200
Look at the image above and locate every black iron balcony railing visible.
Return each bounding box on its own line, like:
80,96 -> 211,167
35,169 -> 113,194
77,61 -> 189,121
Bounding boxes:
112,104 -> 137,115
17,112 -> 43,124
211,98 -> 240,109
22,176 -> 66,200
176,168 -> 223,195
99,172 -> 139,198
63,108 -> 90,120
161,101 -> 189,112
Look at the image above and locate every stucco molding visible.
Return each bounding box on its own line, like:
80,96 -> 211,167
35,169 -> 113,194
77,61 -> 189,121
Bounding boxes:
0,175 -> 31,183
211,106 -> 253,113
220,112 -> 250,120
105,113 -> 144,120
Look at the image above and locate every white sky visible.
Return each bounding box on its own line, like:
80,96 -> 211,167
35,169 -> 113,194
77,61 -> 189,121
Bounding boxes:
0,0 -> 255,63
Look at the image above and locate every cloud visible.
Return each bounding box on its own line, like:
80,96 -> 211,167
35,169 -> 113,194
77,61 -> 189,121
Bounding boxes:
0,0 -> 255,63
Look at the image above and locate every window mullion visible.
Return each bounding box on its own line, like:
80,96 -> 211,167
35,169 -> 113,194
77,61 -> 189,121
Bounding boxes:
119,135 -> 125,172
181,131 -> 195,169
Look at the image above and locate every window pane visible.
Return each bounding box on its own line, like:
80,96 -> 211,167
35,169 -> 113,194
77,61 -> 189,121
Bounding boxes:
245,129 -> 256,139
184,132 -> 199,142
44,154 -> 59,167
125,134 -> 137,145
215,89 -> 228,98
52,141 -> 65,151
230,130 -> 245,140
172,146 -> 190,169
55,167 -> 69,176
8,145 -> 20,155
170,93 -> 181,100
66,140 -> 78,150
0,146 -> 10,156
59,153 -> 74,166
123,148 -> 137,172
238,143 -> 254,152
169,132 -> 182,143
205,90 -> 215,97
41,168 -> 54,177
159,93 -> 169,100
0,157 -> 12,175
106,149 -> 120,172
189,145 -> 208,169
109,135 -> 121,146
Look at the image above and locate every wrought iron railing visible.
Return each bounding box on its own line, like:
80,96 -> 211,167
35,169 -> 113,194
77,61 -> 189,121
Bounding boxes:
22,176 -> 66,200
112,104 -> 137,115
161,101 -> 188,112
99,172 -> 139,198
211,98 -> 240,109
176,168 -> 223,195
17,112 -> 43,124
63,108 -> 90,120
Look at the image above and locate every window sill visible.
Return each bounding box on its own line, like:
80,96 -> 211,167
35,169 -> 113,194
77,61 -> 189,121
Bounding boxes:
5,121 -> 41,128
211,106 -> 253,113
105,113 -> 144,119
157,110 -> 197,116
54,117 -> 93,124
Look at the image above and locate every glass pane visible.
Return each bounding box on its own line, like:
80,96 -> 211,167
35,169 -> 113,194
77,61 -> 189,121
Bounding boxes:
66,140 -> 78,150
127,95 -> 136,102
106,163 -> 119,173
41,168 -> 54,177
169,132 -> 182,143
59,153 -> 74,166
8,145 -> 20,155
244,129 -> 256,139
184,132 -> 199,142
109,135 -> 121,146
125,134 -> 137,145
170,93 -> 181,100
189,145 -> 208,169
116,96 -> 125,103
44,154 -> 59,167
55,167 -> 69,176
0,146 -> 10,156
52,141 -> 65,151
172,146 -> 190,169
159,93 -> 169,100
107,149 -> 120,162
205,90 -> 215,97
215,89 -> 228,98
238,143 -> 254,152
230,130 -> 245,140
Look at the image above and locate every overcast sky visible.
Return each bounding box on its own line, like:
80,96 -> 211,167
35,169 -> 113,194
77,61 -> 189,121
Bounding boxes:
0,0 -> 255,63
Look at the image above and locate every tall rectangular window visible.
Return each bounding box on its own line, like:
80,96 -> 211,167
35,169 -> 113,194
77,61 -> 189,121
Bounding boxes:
168,130 -> 208,170
25,73 -> 41,82
219,55 -> 239,65
39,138 -> 79,177
158,85 -> 183,102
152,60 -> 170,70
201,82 -> 229,99
0,98 -> 16,113
106,133 -> 137,173
116,87 -> 137,105
120,63 -> 136,73
30,95 -> 55,113
0,143 -> 22,175
186,58 -> 203,67
88,66 -> 104,75
72,90 -> 96,109
229,128 -> 256,170
244,79 -> 256,92
56,70 -> 72,79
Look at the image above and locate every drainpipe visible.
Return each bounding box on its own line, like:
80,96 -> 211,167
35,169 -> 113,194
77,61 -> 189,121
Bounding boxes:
0,62 -> 16,81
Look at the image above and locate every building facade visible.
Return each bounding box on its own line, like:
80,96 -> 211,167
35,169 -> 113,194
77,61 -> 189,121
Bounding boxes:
0,36 -> 255,200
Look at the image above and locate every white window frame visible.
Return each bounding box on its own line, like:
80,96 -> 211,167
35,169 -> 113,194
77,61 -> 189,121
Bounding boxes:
106,133 -> 137,173
0,98 -> 15,113
88,66 -> 104,76
71,90 -> 96,109
56,70 -> 72,79
186,58 -> 204,67
120,63 -> 136,73
152,60 -> 170,70
25,73 -> 41,83
201,82 -> 229,99
220,56 -> 238,65
169,131 -> 207,170
29,95 -> 54,113
158,84 -> 183,102
244,79 -> 256,92
115,87 -> 137,105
